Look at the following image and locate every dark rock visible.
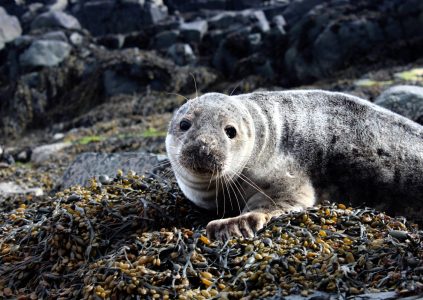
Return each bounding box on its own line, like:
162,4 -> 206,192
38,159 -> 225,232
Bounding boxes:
123,31 -> 150,49
208,9 -> 269,33
375,85 -> 423,124
151,30 -> 179,49
283,0 -> 423,83
19,40 -> 72,67
281,0 -> 325,26
262,2 -> 289,19
60,152 -> 168,188
167,43 -> 196,66
72,0 -> 168,36
180,20 -> 208,43
31,11 -> 81,30
0,7 -> 22,50
164,0 -> 226,12
213,27 -> 267,77
16,148 -> 32,163
164,0 -> 264,12
96,34 -> 125,49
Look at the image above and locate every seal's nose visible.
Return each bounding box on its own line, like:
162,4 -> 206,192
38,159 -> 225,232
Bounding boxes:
198,139 -> 210,156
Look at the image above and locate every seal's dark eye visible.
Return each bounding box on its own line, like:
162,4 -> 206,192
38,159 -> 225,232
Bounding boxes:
180,120 -> 191,131
225,126 -> 237,139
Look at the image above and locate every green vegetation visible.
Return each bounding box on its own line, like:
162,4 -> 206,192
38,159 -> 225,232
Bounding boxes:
394,68 -> 423,82
75,135 -> 106,145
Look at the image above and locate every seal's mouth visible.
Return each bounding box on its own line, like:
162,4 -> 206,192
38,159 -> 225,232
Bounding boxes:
180,155 -> 222,175
179,145 -> 224,176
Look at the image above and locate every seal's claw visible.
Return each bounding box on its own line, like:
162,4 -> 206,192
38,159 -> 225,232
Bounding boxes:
206,212 -> 270,241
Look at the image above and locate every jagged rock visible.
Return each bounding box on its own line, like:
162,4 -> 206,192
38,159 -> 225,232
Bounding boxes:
0,7 -> 22,50
31,142 -> 72,164
19,40 -> 72,67
180,20 -> 208,43
167,43 -> 196,66
60,152 -> 168,188
72,0 -> 168,36
31,11 -> 81,30
375,85 -> 423,124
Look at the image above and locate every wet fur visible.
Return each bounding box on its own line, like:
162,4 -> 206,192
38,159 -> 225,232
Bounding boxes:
166,90 -> 423,239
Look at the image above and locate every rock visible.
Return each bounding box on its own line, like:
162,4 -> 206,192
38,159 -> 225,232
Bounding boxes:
375,85 -> 423,124
72,0 -> 168,36
212,28 -> 263,76
151,30 -> 179,49
281,0 -> 325,26
60,152 -> 168,188
208,10 -> 269,33
165,0 -> 226,12
180,20 -> 208,43
48,0 -> 68,11
31,11 -> 81,30
0,7 -> 22,50
69,32 -> 83,45
53,133 -> 65,140
31,142 -> 71,165
96,34 -> 125,49
16,148 -> 31,163
19,40 -> 72,67
283,0 -> 423,83
0,182 -> 43,197
98,174 -> 112,185
167,43 -> 196,66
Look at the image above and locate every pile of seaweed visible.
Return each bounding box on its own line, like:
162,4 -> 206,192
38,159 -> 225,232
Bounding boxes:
0,171 -> 422,299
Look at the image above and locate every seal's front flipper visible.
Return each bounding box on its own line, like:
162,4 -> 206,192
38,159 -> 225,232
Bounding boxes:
206,211 -> 270,240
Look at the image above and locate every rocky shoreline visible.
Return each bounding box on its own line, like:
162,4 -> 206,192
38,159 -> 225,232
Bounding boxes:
1,0 -> 423,299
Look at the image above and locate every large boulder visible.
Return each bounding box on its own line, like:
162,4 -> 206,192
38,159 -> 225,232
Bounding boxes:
283,0 -> 423,83
31,11 -> 81,30
375,85 -> 423,124
72,0 -> 168,36
60,152 -> 168,188
19,40 -> 72,67
0,7 -> 22,50
31,142 -> 72,165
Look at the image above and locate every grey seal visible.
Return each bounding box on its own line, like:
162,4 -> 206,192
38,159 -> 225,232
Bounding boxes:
165,90 -> 423,240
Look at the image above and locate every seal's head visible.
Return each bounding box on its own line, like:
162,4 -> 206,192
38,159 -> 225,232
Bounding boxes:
166,93 -> 255,184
